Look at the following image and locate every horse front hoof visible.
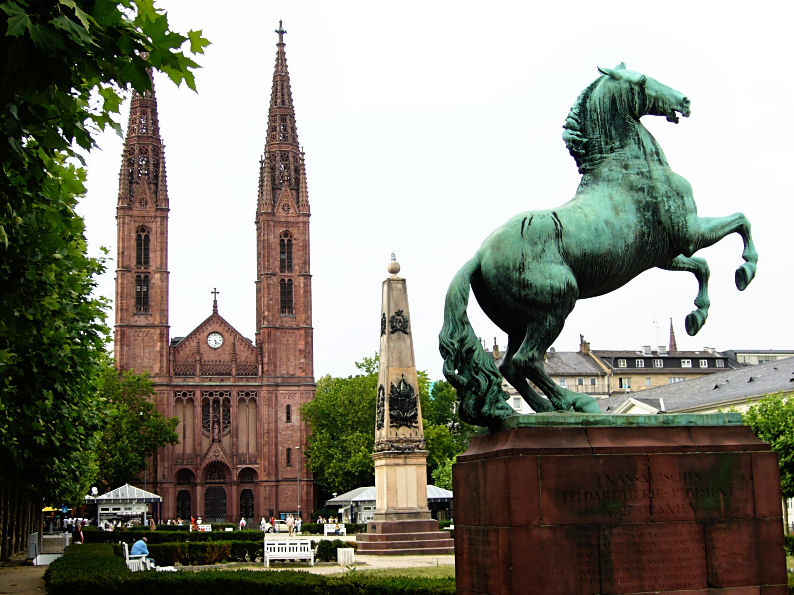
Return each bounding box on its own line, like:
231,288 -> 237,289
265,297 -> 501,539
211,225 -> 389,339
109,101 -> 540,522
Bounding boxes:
735,263 -> 756,291
685,310 -> 707,336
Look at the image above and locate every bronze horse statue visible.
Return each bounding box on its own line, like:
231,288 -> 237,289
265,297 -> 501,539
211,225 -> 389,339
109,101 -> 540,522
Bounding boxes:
439,64 -> 758,427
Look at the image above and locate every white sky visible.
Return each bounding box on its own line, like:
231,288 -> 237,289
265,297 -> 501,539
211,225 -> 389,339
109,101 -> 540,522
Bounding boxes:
79,0 -> 794,379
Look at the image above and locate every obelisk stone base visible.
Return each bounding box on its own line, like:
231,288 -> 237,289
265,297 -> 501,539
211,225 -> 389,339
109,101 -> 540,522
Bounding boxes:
454,413 -> 787,594
356,450 -> 454,555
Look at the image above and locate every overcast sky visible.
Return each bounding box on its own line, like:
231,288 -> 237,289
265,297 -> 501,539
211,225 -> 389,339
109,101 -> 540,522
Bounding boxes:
79,1 -> 794,379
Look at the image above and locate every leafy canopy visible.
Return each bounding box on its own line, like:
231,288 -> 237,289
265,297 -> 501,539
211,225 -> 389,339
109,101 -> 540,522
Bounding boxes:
0,0 -> 207,502
743,392 -> 794,499
94,366 -> 179,491
302,360 -> 474,496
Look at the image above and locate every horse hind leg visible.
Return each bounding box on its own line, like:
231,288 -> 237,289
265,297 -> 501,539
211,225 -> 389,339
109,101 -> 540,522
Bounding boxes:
499,335 -> 554,413
511,307 -> 600,414
662,255 -> 711,336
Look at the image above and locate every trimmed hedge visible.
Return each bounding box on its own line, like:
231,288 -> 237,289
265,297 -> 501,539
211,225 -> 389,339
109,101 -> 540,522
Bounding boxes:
45,543 -> 455,595
85,528 -> 263,544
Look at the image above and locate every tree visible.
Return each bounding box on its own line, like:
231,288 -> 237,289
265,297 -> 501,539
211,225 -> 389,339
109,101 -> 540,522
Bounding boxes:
301,358 -> 379,494
0,0 -> 207,558
431,456 -> 455,491
94,366 -> 179,491
743,392 -> 794,499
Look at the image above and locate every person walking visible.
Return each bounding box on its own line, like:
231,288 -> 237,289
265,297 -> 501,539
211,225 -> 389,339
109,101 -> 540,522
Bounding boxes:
239,516 -> 246,531
295,516 -> 302,534
286,513 -> 294,536
71,521 -> 84,544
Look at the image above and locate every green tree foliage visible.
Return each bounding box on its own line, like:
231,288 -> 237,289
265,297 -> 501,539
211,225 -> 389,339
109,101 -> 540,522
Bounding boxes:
94,366 -> 179,491
302,360 -> 475,494
431,456 -> 455,491
302,358 -> 379,494
0,0 -> 208,503
743,392 -> 794,499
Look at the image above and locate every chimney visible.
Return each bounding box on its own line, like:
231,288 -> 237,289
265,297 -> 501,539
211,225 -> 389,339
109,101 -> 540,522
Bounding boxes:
658,345 -> 668,355
579,334 -> 590,354
642,345 -> 652,356
492,338 -> 501,360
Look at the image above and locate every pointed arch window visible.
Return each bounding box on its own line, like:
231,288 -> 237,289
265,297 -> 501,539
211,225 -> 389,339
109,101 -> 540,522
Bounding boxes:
135,275 -> 149,312
279,231 -> 293,273
279,279 -> 294,316
136,227 -> 150,268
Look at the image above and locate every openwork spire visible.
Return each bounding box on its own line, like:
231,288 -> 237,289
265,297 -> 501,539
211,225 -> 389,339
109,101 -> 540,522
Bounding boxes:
258,22 -> 308,214
118,71 -> 168,208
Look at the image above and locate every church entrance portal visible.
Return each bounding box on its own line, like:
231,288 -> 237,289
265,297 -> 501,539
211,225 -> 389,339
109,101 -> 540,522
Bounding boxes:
204,486 -> 226,522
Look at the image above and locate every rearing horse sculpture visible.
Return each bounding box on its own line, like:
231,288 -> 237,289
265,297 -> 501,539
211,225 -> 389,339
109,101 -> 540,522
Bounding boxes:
439,64 -> 758,427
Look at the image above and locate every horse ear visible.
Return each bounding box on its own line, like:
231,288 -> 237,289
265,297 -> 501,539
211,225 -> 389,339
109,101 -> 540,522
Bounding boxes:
616,62 -> 627,70
598,66 -> 619,79
638,75 -> 647,85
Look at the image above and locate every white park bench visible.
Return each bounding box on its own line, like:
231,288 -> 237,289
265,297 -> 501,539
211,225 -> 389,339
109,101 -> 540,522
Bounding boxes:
323,523 -> 346,536
263,537 -> 314,568
122,542 -> 177,572
122,542 -> 150,571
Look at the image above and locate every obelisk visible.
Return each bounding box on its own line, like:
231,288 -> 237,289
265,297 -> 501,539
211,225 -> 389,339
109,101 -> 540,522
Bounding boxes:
356,255 -> 453,554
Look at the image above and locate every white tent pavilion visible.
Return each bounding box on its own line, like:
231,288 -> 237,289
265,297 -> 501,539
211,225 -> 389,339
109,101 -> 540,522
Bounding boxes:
326,485 -> 453,523
85,483 -> 162,525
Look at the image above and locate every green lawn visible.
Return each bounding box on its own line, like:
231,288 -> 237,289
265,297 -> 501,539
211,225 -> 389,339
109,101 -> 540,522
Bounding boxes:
349,566 -> 455,580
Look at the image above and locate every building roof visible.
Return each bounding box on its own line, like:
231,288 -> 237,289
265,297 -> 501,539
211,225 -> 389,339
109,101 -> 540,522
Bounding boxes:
592,350 -> 724,358
599,357 -> 794,413
85,483 -> 162,504
544,351 -> 605,376
325,485 -> 453,506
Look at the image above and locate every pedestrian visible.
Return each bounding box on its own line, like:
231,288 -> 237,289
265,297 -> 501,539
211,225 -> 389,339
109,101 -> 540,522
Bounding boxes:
72,521 -> 84,544
295,516 -> 302,534
270,516 -> 275,533
286,513 -> 294,536
239,516 -> 246,531
259,517 -> 266,532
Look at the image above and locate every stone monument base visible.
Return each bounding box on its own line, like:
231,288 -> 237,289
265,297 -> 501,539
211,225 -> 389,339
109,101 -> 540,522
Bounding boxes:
356,517 -> 454,555
454,413 -> 787,594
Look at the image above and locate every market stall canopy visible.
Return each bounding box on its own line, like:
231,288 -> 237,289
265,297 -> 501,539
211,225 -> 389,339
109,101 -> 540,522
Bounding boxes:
326,485 -> 452,506
84,483 -> 162,504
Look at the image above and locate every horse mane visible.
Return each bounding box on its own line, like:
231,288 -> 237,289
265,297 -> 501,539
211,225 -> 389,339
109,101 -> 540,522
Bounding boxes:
563,75 -> 653,175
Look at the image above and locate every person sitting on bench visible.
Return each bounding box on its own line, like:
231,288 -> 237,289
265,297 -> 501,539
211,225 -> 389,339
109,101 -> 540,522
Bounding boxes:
130,537 -> 155,568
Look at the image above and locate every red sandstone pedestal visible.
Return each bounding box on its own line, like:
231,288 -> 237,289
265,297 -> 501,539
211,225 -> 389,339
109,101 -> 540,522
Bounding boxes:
453,414 -> 787,594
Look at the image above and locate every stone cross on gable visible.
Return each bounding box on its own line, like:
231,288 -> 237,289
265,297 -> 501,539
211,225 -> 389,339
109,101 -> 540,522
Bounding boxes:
211,287 -> 219,313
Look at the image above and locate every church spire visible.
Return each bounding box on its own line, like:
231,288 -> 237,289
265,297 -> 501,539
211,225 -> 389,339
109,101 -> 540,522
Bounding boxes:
258,21 -> 307,215
117,71 -> 168,209
669,317 -> 678,353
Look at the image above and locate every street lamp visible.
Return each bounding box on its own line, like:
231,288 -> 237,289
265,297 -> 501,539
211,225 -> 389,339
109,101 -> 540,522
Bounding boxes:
294,446 -> 301,520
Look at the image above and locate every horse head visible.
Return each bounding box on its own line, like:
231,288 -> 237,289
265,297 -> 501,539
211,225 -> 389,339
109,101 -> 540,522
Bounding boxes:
597,63 -> 690,123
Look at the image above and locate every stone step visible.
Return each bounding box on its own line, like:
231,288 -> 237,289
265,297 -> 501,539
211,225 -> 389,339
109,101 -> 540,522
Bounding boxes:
356,545 -> 454,556
356,538 -> 454,551
356,531 -> 452,542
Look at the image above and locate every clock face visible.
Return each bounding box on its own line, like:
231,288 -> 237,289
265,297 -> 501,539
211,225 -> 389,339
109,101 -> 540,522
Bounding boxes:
207,332 -> 223,349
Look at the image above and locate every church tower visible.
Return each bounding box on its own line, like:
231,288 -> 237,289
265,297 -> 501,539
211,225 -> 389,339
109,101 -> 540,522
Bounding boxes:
255,22 -> 315,517
114,73 -> 170,378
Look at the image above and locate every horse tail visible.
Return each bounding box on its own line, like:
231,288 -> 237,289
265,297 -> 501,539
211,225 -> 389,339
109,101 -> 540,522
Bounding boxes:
439,256 -> 512,427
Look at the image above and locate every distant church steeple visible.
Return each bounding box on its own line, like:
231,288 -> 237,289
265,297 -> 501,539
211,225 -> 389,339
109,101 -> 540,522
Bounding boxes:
669,318 -> 678,353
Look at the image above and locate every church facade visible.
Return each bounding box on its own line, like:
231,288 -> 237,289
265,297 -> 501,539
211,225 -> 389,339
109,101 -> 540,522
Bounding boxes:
113,26 -> 315,523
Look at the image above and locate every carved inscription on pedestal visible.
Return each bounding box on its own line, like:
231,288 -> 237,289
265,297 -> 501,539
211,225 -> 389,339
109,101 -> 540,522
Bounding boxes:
601,523 -> 706,592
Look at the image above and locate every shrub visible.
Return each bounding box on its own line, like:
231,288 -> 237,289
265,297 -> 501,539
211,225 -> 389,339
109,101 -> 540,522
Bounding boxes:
85,529 -> 263,545
315,539 -> 355,562
46,541 -> 456,594
785,534 -> 794,555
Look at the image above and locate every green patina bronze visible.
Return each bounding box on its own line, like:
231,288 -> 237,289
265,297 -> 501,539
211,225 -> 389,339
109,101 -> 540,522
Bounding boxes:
439,64 -> 758,428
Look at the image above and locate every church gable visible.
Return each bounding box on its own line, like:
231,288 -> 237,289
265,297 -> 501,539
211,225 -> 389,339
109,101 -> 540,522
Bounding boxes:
274,185 -> 297,216
171,313 -> 259,377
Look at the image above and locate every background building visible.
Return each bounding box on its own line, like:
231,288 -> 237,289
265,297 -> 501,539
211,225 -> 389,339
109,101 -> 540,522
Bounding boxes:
114,28 -> 315,523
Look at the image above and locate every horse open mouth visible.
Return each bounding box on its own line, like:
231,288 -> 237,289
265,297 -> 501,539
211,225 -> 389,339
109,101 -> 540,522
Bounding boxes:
666,104 -> 690,123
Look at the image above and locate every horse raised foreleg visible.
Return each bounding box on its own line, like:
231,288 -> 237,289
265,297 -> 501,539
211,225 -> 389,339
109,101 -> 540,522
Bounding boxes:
689,214 -> 758,291
662,255 -> 710,336
499,335 -> 554,413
